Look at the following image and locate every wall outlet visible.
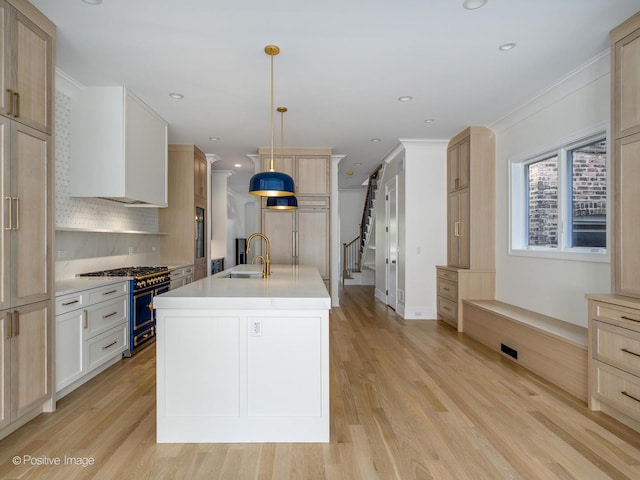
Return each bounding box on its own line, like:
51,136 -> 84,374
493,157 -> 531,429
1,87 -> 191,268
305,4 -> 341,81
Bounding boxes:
251,320 -> 263,337
128,246 -> 134,255
57,250 -> 67,259
398,289 -> 405,303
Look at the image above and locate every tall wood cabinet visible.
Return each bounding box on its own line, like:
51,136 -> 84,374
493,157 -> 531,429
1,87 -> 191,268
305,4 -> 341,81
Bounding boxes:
258,148 -> 331,286
159,145 -> 208,281
612,11 -> 640,298
0,0 -> 54,438
437,127 -> 495,331
585,12 -> 640,433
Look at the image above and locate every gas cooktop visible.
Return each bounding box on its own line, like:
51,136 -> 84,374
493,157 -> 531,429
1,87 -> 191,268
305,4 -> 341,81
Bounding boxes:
78,266 -> 170,278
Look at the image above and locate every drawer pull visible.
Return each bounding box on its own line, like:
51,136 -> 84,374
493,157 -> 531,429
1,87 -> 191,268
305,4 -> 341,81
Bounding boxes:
83,310 -> 88,329
621,315 -> 640,324
442,306 -> 451,312
621,391 -> 640,404
102,340 -> 118,350
621,348 -> 640,358
442,287 -> 450,292
102,311 -> 118,319
102,289 -> 118,296
61,299 -> 80,306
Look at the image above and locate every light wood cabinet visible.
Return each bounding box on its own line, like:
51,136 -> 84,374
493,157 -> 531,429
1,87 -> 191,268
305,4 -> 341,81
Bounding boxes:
0,0 -> 54,440
259,148 -> 331,197
69,86 -> 168,206
261,198 -> 330,282
612,12 -> 640,298
587,294 -> 640,432
436,266 -> 495,332
159,145 -> 208,281
445,127 -> 495,270
0,0 -> 54,135
438,126 -> 495,331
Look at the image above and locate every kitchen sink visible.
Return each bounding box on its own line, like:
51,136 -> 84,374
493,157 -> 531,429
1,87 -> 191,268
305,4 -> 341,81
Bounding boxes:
217,264 -> 264,278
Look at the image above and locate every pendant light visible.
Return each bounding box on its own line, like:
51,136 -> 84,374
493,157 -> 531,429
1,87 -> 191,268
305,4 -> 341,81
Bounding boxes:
267,106 -> 298,209
249,45 -> 296,197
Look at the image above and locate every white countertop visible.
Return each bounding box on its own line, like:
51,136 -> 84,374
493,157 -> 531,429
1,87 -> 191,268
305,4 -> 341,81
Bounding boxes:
154,264 -> 331,310
55,277 -> 130,297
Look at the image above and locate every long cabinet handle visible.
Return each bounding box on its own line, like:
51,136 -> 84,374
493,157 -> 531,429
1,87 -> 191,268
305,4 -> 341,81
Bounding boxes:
621,348 -> 640,358
83,309 -> 88,329
13,310 -> 19,336
6,312 -> 12,339
102,311 -> 117,319
13,91 -> 19,118
5,89 -> 13,116
621,391 -> 640,404
102,340 -> 117,350
62,299 -> 80,306
102,289 -> 117,296
4,197 -> 11,231
621,315 -> 640,324
13,198 -> 19,230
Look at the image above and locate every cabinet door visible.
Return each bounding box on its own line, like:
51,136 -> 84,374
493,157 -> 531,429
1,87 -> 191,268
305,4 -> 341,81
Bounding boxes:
11,8 -> 53,134
297,209 -> 329,279
55,309 -> 84,392
447,144 -> 458,193
0,116 -> 9,311
457,189 -> 471,269
195,151 -> 207,199
614,133 -> 640,296
447,192 -> 460,267
12,122 -> 51,307
11,300 -> 51,420
0,309 -> 9,430
296,155 -> 330,196
457,137 -> 471,190
260,153 -> 294,178
261,209 -> 295,265
0,1 -> 10,119
614,28 -> 640,139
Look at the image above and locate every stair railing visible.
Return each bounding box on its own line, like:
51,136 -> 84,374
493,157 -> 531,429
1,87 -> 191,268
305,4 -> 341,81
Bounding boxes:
342,236 -> 361,280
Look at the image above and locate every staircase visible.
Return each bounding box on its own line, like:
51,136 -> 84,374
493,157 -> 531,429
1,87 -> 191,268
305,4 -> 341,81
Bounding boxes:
343,164 -> 383,285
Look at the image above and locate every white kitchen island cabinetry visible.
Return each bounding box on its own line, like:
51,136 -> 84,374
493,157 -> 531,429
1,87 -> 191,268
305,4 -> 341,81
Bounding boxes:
154,264 -> 331,443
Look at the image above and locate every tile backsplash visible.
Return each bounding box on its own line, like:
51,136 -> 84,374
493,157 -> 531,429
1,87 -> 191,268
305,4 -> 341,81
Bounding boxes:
55,89 -> 161,279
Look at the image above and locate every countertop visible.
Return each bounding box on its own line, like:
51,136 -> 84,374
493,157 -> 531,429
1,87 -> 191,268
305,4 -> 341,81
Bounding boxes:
154,264 -> 331,310
55,277 -> 130,297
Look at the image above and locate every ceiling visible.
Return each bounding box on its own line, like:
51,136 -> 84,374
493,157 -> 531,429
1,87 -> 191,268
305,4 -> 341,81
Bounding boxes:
33,0 -> 639,191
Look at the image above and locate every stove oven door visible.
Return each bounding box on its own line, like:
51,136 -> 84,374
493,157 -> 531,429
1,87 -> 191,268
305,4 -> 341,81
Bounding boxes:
133,289 -> 155,332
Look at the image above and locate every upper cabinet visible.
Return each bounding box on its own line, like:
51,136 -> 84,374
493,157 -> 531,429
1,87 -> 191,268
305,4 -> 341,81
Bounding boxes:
69,86 -> 168,207
446,127 -> 495,270
611,12 -> 640,298
259,148 -> 331,196
0,0 -> 54,135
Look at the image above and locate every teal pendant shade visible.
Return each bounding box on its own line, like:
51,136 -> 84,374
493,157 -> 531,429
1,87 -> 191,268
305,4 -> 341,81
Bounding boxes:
266,195 -> 298,209
249,171 -> 295,197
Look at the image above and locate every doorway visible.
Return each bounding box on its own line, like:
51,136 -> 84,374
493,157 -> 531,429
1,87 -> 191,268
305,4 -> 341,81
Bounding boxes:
385,177 -> 398,310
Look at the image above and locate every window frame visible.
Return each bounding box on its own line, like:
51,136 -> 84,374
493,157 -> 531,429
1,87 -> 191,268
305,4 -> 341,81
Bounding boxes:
509,125 -> 610,263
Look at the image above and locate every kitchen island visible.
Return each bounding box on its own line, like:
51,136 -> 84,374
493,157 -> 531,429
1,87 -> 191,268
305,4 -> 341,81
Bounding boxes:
153,264 -> 331,443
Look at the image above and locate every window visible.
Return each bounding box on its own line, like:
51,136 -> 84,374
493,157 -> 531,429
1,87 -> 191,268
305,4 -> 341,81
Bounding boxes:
510,132 -> 608,261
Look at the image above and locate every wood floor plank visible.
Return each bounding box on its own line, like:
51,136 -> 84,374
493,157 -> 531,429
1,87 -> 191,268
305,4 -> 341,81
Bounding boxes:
1,285 -> 640,479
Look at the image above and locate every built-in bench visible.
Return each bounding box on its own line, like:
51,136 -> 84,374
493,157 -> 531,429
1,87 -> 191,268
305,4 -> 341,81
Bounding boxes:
462,300 -> 588,401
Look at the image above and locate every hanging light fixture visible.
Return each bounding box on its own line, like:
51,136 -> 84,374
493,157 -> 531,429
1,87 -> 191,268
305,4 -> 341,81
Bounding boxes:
267,106 -> 297,209
249,45 -> 296,197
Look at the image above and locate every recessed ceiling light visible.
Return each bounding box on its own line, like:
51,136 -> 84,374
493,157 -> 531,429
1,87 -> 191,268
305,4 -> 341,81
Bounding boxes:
499,42 -> 517,51
209,136 -> 220,141
355,162 -> 363,166
346,171 -> 354,176
462,0 -> 488,10
234,164 -> 242,168
81,0 -> 102,4
424,119 -> 435,123
398,96 -> 413,102
370,138 -> 382,143
168,93 -> 184,99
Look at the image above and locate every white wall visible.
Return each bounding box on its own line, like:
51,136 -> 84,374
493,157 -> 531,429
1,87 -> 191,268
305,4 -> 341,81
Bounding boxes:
492,54 -> 611,327
338,188 -> 367,246
374,140 -> 447,319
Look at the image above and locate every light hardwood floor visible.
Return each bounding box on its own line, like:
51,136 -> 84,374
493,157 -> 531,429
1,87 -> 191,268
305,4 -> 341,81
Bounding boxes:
1,285 -> 639,479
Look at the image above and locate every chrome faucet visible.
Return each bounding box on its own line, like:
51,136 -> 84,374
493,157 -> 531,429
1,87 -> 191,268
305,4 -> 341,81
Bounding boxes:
246,233 -> 271,277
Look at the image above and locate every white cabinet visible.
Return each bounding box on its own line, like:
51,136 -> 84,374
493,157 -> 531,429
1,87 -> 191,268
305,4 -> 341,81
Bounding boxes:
169,265 -> 193,290
69,86 -> 168,206
55,281 -> 129,397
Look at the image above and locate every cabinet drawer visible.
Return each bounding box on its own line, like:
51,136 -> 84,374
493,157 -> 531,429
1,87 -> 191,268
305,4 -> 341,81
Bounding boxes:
85,297 -> 128,339
84,323 -> 128,372
438,279 -> 457,301
593,320 -> 640,377
438,296 -> 457,321
592,301 -> 640,331
87,282 -> 128,304
592,360 -> 640,421
437,268 -> 458,282
56,293 -> 87,315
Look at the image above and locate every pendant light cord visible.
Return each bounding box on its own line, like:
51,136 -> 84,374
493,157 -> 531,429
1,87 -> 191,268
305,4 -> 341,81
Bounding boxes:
269,51 -> 275,172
